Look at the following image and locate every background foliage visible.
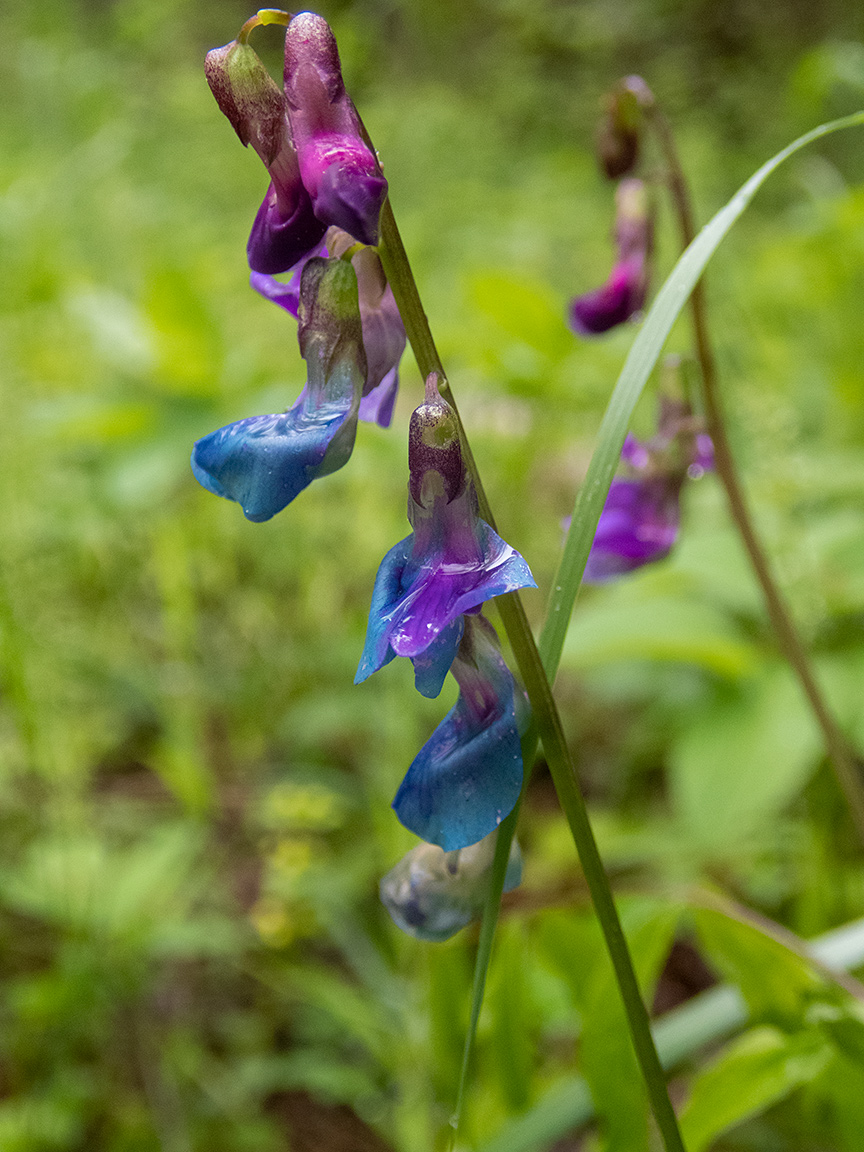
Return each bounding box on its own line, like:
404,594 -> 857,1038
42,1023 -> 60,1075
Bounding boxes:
1,0 -> 864,1148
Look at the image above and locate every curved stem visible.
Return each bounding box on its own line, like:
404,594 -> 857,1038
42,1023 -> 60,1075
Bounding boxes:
378,197 -> 687,1152
645,103 -> 864,844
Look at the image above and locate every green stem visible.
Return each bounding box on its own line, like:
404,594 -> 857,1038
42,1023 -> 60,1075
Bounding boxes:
644,102 -> 864,845
378,198 -> 687,1152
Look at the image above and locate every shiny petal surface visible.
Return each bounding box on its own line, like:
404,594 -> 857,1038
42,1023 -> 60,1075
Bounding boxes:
392,637 -> 523,851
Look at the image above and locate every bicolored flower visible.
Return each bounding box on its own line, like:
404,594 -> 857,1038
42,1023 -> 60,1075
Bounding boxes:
251,227 -> 406,429
191,257 -> 365,521
392,615 -> 525,851
583,396 -> 713,583
355,375 -> 536,696
570,178 -> 652,337
380,831 -> 522,941
283,12 -> 388,246
205,36 -> 326,275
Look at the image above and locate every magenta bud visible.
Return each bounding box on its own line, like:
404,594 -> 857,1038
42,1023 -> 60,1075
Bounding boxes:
570,178 -> 653,337
284,12 -> 388,244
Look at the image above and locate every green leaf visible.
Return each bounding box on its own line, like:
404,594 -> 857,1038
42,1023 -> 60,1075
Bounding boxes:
691,907 -> 821,1025
561,593 -> 759,679
669,662 -> 822,846
679,1025 -> 831,1152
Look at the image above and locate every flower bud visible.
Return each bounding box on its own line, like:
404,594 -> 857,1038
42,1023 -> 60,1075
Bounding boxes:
380,832 -> 522,942
569,178 -> 653,337
595,78 -> 647,180
283,13 -> 388,244
205,39 -> 288,167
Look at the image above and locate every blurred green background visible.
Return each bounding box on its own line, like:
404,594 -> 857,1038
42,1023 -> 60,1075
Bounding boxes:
2,0 -> 864,1148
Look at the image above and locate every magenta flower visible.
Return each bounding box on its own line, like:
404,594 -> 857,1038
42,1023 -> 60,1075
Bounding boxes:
570,179 -> 653,337
283,13 -> 388,246
356,376 -> 536,697
392,615 -> 525,851
584,398 -> 713,583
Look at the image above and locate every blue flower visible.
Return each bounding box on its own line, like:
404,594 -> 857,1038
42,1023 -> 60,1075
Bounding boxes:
192,256 -> 365,521
355,375 -> 535,696
393,615 -> 525,851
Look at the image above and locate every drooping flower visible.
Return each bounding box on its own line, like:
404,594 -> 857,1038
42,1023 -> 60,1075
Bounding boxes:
380,830 -> 522,941
355,374 -> 536,697
251,227 -> 406,429
583,395 -> 713,582
283,12 -> 388,246
570,178 -> 653,337
205,35 -> 326,275
392,614 -> 525,851
595,75 -> 652,180
191,256 -> 365,521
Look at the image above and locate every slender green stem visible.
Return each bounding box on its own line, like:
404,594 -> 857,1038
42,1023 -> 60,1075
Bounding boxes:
378,198 -> 687,1152
645,102 -> 864,844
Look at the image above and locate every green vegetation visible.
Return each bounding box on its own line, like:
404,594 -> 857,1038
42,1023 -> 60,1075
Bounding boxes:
1,0 -> 864,1148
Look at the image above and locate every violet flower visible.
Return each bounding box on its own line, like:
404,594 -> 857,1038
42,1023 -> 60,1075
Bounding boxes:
392,615 -> 525,851
355,375 -> 536,697
570,179 -> 652,337
283,13 -> 388,246
191,257 -> 365,521
251,227 -> 406,429
583,398 -> 713,583
205,37 -> 326,275
380,830 -> 522,941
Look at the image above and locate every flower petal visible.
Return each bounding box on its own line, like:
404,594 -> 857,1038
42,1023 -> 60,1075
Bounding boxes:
392,677 -> 523,852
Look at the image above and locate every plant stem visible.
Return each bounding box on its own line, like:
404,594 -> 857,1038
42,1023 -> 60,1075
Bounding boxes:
645,104 -> 864,844
378,197 -> 688,1152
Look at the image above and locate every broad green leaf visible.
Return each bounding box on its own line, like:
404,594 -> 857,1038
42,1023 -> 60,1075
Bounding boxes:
692,906 -> 821,1025
679,1025 -> 831,1152
562,594 -> 759,679
669,662 -> 822,845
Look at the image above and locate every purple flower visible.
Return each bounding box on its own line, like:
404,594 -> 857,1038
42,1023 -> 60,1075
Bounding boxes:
191,257 -> 365,521
355,375 -> 536,696
283,13 -> 388,246
251,228 -> 406,429
570,179 -> 653,337
205,37 -> 327,275
392,615 -> 525,851
583,475 -> 681,581
583,399 -> 713,583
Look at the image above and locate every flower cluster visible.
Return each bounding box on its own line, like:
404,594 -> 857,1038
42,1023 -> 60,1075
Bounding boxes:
583,394 -> 713,582
194,12 -> 404,521
357,375 -> 535,851
199,12 -> 535,928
